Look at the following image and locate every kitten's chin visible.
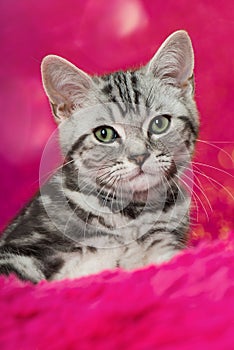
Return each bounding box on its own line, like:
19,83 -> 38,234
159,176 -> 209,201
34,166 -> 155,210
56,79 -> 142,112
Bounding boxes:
118,172 -> 162,203
121,171 -> 161,193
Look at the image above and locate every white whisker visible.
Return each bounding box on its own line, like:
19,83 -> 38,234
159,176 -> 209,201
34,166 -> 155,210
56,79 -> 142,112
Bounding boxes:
193,161 -> 234,180
192,167 -> 234,202
174,173 -> 210,222
197,139 -> 234,163
180,167 -> 213,213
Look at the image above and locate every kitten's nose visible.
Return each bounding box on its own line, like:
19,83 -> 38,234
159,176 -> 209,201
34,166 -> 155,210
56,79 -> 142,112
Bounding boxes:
128,152 -> 150,166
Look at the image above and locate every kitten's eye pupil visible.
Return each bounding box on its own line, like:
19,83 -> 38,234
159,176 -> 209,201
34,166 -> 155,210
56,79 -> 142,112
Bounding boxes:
101,129 -> 107,138
94,126 -> 118,143
149,115 -> 171,135
155,118 -> 163,128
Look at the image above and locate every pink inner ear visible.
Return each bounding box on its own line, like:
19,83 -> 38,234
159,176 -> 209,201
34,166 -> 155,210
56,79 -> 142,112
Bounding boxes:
41,56 -> 93,120
179,64 -> 193,86
42,56 -> 92,96
147,31 -> 194,86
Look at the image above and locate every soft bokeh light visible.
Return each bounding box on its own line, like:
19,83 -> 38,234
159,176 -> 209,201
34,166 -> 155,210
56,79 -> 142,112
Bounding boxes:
0,0 -> 234,242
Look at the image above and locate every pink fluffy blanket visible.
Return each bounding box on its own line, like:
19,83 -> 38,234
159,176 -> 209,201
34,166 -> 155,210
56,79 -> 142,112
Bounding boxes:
1,235 -> 234,349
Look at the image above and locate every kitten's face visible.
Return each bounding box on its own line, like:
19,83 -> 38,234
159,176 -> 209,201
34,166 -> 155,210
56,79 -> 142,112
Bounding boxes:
41,30 -> 199,201
66,101 -> 195,200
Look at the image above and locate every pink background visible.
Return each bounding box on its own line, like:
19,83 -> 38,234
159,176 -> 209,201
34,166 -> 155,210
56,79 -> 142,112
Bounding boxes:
0,0 -> 234,242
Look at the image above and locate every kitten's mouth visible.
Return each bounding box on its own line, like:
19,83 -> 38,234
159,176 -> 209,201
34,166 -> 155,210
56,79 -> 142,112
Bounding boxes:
128,169 -> 144,181
119,168 -> 160,193
95,168 -> 161,194
118,168 -> 144,182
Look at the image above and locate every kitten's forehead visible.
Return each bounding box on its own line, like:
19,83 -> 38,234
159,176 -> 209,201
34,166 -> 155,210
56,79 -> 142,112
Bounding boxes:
95,71 -> 190,120
73,101 -> 151,127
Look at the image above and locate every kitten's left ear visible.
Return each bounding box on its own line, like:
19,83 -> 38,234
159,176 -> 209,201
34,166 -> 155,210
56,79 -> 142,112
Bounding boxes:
147,30 -> 194,92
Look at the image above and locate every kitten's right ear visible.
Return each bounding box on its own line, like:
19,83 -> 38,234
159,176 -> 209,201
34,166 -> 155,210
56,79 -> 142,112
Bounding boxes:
41,55 -> 93,123
146,31 -> 194,93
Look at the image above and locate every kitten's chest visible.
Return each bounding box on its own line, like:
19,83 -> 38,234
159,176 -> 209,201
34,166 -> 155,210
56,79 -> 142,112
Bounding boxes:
51,242 -> 145,281
51,232 -> 177,281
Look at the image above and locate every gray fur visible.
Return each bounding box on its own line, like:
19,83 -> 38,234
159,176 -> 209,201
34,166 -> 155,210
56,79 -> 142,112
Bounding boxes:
0,31 -> 199,282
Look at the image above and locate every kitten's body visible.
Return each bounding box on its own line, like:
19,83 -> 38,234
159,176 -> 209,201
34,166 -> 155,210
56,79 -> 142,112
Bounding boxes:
0,31 -> 199,282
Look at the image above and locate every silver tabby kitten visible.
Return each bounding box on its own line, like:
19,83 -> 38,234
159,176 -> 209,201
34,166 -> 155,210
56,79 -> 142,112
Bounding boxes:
0,31 -> 199,282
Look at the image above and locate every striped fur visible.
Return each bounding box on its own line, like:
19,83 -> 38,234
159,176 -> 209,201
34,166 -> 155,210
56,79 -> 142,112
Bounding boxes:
0,31 -> 199,282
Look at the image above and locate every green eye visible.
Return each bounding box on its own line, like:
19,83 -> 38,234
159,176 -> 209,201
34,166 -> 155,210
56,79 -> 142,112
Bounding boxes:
94,126 -> 118,143
149,115 -> 171,135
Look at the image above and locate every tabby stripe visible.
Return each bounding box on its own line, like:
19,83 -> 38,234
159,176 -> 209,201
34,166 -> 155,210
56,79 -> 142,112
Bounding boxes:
65,197 -> 95,224
121,202 -> 145,219
122,73 -> 132,104
114,72 -> 133,110
87,246 -> 97,253
0,254 -> 46,282
148,238 -> 164,249
69,134 -> 89,155
130,72 -> 138,85
130,72 -> 140,105
101,82 -> 122,119
114,73 -> 125,102
101,83 -> 113,96
178,116 -> 198,137
137,228 -> 168,243
0,263 -> 29,281
1,248 -> 64,281
118,73 -> 130,104
134,89 -> 140,106
145,85 -> 155,108
171,227 -> 188,245
66,194 -> 114,230
62,161 -> 79,192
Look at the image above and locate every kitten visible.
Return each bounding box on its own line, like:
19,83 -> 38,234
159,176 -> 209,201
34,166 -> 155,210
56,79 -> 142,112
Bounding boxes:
0,31 -> 199,283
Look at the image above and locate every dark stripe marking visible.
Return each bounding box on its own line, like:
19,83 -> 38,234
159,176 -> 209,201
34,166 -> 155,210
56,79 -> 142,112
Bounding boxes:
69,134 -> 89,155
101,84 -> 113,96
178,116 -> 198,137
0,264 -> 29,281
137,228 -> 165,243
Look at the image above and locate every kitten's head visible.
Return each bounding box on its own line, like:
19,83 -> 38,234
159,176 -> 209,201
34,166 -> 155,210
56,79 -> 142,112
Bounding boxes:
41,30 -> 198,201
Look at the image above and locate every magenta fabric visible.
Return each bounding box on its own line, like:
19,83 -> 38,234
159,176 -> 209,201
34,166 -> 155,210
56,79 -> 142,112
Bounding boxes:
1,234 -> 234,349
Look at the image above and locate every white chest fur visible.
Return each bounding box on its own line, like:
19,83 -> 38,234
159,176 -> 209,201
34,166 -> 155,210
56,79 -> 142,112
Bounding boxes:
51,238 -> 179,281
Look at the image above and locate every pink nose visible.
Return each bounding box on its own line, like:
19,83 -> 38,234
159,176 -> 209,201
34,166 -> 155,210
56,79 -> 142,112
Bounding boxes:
129,152 -> 149,165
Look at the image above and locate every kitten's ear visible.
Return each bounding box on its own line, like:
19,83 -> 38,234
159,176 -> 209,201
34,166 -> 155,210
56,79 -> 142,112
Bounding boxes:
41,55 -> 93,122
147,30 -> 194,92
